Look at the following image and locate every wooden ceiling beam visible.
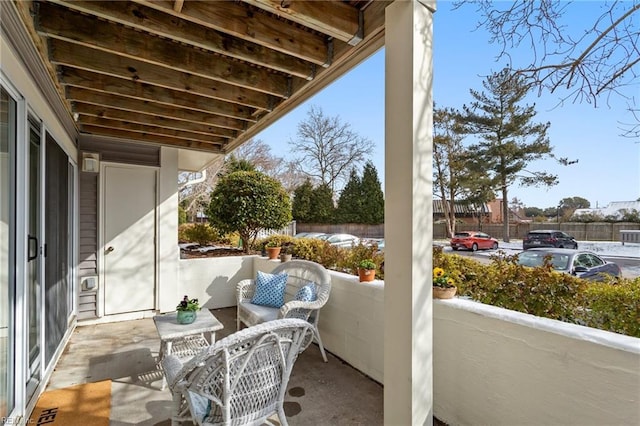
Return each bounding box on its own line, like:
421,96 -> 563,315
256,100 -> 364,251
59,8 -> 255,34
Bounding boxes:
45,0 -> 317,80
37,6 -> 294,98
72,103 -> 239,139
78,116 -> 229,145
135,0 -> 331,66
70,97 -> 248,132
58,67 -> 267,118
80,125 -> 226,153
65,86 -> 252,130
242,0 -> 362,45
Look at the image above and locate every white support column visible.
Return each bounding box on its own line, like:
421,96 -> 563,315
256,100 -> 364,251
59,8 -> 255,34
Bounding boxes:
384,1 -> 435,425
158,147 -> 179,312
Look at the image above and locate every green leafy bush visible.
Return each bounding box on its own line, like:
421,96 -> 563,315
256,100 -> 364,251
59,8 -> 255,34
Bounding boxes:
336,243 -> 384,279
179,223 -> 220,245
207,171 -> 292,253
579,278 -> 640,337
434,248 -> 639,337
179,223 -> 235,246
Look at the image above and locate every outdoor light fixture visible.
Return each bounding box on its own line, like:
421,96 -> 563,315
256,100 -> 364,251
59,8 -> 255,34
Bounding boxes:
81,152 -> 100,173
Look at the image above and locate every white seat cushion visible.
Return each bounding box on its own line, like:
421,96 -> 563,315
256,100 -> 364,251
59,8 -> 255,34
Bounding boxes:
239,301 -> 279,325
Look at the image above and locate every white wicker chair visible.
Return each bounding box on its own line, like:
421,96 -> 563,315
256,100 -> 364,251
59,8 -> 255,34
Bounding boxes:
162,318 -> 313,426
236,260 -> 332,362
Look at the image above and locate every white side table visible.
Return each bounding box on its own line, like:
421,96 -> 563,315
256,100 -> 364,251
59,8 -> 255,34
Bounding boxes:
154,309 -> 224,388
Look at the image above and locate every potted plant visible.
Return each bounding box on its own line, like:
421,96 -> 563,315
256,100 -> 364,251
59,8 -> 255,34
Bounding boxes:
357,259 -> 377,282
176,295 -> 200,324
280,245 -> 293,262
432,267 -> 457,299
265,240 -> 281,260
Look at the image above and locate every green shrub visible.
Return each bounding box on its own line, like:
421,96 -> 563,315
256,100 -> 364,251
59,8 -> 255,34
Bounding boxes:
336,243 -> 384,279
434,248 -> 639,337
207,171 -> 292,253
579,278 -> 640,337
180,223 -> 221,246
179,223 -> 237,246
435,249 -> 588,321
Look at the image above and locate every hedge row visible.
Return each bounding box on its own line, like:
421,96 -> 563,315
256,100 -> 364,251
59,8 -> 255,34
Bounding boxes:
433,246 -> 640,338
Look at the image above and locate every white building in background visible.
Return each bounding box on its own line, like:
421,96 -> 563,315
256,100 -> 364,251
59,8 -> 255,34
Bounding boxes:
574,201 -> 640,219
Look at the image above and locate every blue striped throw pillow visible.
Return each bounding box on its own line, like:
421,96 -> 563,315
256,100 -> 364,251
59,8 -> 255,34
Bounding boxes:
251,271 -> 288,308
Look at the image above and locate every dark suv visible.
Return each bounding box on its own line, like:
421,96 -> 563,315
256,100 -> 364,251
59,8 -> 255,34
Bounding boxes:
523,230 -> 578,250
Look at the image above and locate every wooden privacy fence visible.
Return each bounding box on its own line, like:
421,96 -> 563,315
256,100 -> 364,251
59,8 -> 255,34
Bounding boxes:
620,230 -> 640,245
296,222 -> 640,242
440,222 -> 640,241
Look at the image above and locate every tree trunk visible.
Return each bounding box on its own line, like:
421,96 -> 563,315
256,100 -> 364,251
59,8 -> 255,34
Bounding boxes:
502,185 -> 510,242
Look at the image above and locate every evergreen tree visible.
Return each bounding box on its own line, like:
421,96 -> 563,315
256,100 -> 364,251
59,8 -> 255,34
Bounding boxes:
222,155 -> 256,175
292,179 -> 314,222
359,162 -> 384,224
460,68 -> 560,242
335,169 -> 362,223
309,183 -> 335,223
206,171 -> 291,253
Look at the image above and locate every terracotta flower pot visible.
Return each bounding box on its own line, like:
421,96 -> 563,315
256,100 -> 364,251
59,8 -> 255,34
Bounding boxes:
266,246 -> 281,260
358,268 -> 376,282
433,286 -> 457,299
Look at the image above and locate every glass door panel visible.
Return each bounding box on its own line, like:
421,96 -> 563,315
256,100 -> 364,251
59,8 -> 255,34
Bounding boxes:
0,86 -> 17,418
26,117 -> 41,397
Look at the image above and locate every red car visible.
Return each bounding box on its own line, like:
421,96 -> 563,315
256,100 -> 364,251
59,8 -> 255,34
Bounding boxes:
450,231 -> 499,251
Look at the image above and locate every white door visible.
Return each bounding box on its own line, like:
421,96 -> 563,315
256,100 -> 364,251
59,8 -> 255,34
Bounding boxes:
103,164 -> 157,315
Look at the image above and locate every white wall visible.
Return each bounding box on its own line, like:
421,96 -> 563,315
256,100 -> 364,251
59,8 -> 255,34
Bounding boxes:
433,298 -> 640,426
178,255 -> 258,310
157,147 -> 179,313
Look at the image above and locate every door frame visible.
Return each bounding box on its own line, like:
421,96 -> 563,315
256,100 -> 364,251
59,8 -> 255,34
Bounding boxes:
97,161 -> 160,318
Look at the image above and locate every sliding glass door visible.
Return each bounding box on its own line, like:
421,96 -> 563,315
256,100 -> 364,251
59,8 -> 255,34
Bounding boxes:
44,134 -> 72,365
0,86 -> 16,418
26,116 -> 42,399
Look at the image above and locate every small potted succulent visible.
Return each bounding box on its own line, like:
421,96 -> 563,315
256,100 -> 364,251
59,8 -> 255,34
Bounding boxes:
357,259 -> 377,282
176,295 -> 200,324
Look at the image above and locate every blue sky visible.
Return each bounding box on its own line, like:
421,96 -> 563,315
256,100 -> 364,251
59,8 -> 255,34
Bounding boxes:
255,2 -> 640,210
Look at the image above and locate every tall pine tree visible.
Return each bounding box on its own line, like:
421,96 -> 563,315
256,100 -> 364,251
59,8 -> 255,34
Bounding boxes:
292,179 -> 314,222
309,183 -> 335,223
460,68 -> 557,242
335,169 -> 362,223
359,162 -> 384,224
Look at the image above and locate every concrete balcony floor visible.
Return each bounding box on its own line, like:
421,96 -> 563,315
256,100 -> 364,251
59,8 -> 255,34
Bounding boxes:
46,307 -> 385,425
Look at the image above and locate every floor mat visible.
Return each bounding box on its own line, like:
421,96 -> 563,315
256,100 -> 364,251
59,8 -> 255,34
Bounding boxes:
28,380 -> 111,426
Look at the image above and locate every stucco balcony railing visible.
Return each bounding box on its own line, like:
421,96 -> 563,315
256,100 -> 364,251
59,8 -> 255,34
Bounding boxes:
178,255 -> 640,425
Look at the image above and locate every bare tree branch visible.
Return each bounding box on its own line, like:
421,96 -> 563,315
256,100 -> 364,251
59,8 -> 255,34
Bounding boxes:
454,0 -> 640,134
289,105 -> 375,195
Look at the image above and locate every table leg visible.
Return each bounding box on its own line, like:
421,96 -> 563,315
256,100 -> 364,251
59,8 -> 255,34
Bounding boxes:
160,340 -> 173,390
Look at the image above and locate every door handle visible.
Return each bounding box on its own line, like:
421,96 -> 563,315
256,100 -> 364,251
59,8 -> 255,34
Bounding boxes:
105,246 -> 115,254
28,235 -> 38,261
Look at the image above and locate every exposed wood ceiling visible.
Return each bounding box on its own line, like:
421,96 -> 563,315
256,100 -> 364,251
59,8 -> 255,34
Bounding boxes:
13,0 -> 390,154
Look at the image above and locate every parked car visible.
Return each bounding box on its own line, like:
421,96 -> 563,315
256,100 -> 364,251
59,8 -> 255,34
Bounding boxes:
450,231 -> 499,251
517,248 -> 621,281
523,230 -> 578,250
296,232 -> 327,240
325,233 -> 360,248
